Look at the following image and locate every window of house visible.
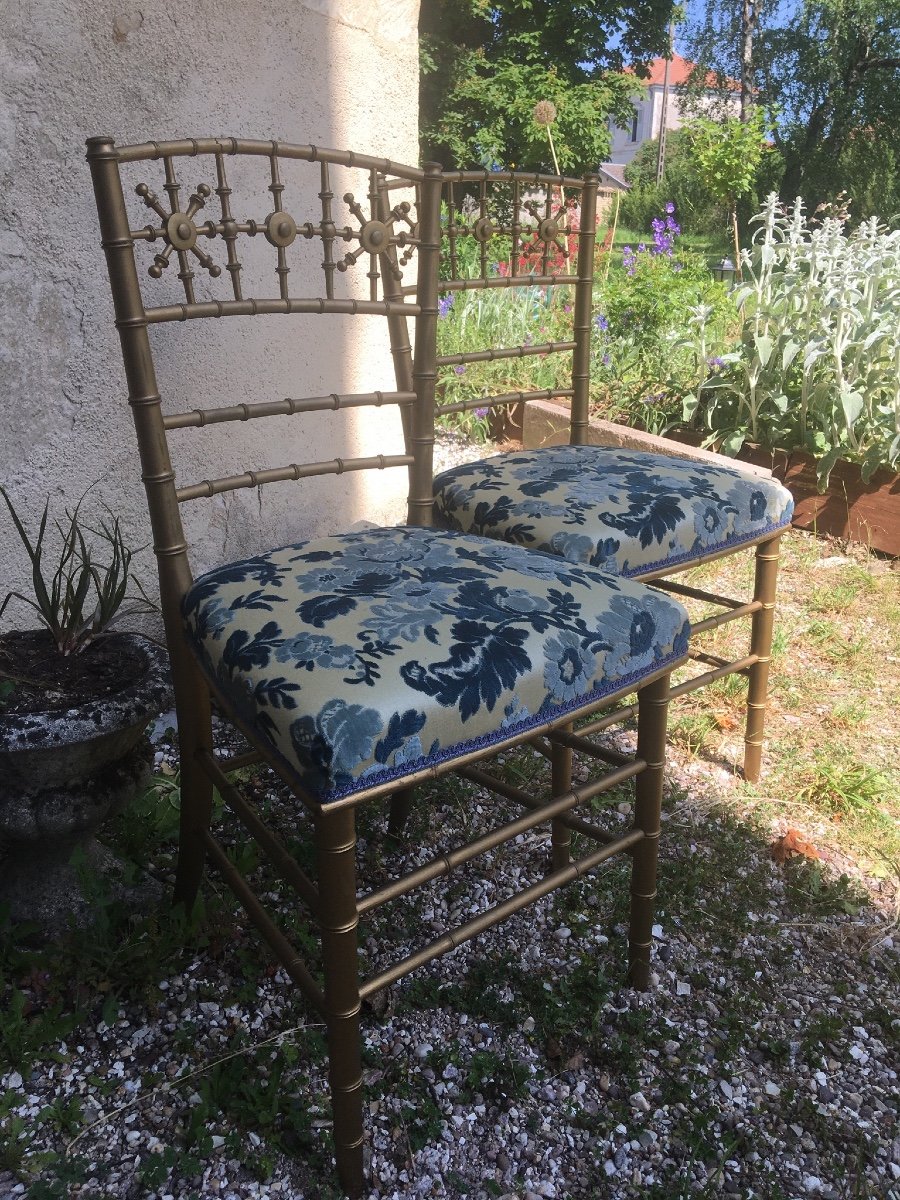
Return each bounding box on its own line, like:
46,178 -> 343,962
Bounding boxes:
630,112 -> 639,142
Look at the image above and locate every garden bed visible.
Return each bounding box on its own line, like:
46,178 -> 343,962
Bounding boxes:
522,400 -> 900,557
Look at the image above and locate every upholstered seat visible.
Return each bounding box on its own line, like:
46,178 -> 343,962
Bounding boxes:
433,446 -> 795,579
183,526 -> 689,805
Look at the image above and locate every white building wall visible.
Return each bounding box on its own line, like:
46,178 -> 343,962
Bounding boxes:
0,0 -> 420,629
609,86 -> 682,166
608,82 -> 739,167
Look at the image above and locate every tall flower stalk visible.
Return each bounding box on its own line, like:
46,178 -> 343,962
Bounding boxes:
533,100 -> 564,207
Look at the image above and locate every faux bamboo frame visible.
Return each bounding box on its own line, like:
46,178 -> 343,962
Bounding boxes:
384,167 -> 785,784
87,137 -> 685,1197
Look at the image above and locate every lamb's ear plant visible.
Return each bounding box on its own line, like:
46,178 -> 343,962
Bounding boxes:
688,193 -> 900,487
0,486 -> 153,656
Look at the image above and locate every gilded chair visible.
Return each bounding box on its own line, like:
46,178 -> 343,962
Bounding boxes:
397,169 -> 795,783
88,138 -> 690,1196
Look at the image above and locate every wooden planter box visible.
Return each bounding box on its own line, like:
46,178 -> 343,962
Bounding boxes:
522,400 -> 900,557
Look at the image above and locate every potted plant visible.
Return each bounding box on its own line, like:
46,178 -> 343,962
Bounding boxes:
0,487 -> 170,934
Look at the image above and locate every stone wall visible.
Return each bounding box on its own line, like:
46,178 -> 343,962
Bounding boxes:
0,0 -> 419,629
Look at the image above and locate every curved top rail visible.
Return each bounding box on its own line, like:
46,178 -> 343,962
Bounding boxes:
440,168 -> 595,189
93,136 -> 425,183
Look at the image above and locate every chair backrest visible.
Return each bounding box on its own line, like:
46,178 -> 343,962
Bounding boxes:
383,168 -> 599,446
87,138 -> 441,645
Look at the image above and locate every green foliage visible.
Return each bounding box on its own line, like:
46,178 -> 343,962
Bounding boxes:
687,109 -> 771,209
682,0 -> 900,218
437,285 -> 574,438
427,59 -> 635,173
420,0 -> 677,169
0,488 -> 152,656
592,240 -> 737,433
435,202 -> 737,438
688,194 -> 900,482
620,130 -> 728,237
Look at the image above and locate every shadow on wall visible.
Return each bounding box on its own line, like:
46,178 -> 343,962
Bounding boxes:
0,0 -> 420,635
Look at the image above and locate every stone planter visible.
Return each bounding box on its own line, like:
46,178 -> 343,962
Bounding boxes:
0,634 -> 171,934
523,400 -> 900,556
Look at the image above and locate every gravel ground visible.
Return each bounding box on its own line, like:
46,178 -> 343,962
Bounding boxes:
1,433 -> 897,1200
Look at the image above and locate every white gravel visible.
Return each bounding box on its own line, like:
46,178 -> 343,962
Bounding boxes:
1,433 -> 897,1200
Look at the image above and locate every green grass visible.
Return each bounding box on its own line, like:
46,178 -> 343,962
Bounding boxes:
610,225 -> 729,262
671,530 -> 900,881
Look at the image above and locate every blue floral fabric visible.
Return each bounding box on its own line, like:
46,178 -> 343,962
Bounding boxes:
182,526 -> 689,806
433,446 -> 794,578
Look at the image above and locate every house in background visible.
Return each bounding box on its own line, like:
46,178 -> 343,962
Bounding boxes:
598,163 -> 630,191
605,53 -> 737,168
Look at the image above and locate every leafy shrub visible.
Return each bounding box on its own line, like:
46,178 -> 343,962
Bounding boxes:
687,194 -> 900,483
433,200 -> 736,442
590,211 -> 736,432
620,129 -> 727,237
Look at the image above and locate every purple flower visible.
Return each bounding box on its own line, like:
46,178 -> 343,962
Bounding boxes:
707,356 -> 725,372
454,365 -> 466,375
475,407 -> 489,419
665,202 -> 675,214
602,353 -> 611,366
438,294 -> 454,318
595,313 -> 609,332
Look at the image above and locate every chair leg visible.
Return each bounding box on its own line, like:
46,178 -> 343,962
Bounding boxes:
744,533 -> 783,784
628,672 -> 670,990
173,658 -> 215,910
387,786 -> 415,840
316,807 -> 365,1199
550,729 -> 573,872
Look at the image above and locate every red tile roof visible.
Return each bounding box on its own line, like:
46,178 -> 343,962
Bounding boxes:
627,54 -> 738,90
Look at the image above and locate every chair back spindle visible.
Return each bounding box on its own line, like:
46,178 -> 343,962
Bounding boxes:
87,138 -> 441,648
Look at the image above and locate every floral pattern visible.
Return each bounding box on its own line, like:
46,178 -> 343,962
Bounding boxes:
182,526 -> 689,806
433,446 -> 794,577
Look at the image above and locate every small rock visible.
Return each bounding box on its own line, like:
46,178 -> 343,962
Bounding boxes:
630,1091 -> 651,1112
765,1081 -> 781,1097
676,981 -> 692,996
719,1080 -> 734,1100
